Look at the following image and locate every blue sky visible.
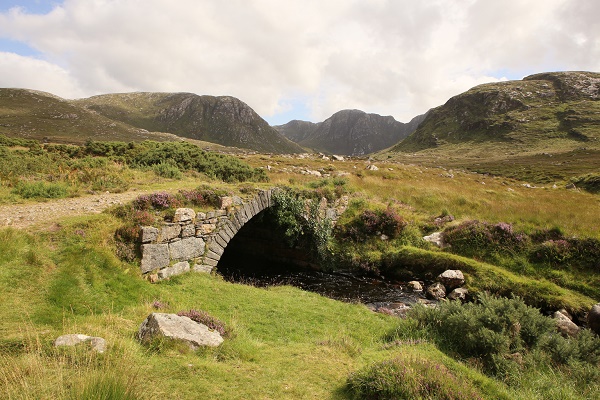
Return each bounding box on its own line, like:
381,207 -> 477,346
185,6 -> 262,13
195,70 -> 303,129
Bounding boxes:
1,0 -> 598,125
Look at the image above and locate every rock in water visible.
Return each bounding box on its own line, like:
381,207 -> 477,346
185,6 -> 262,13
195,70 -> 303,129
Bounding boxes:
138,313 -> 223,349
437,270 -> 465,289
426,282 -> 446,300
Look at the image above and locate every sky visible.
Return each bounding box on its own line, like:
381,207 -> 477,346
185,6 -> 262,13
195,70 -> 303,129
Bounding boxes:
0,0 -> 598,125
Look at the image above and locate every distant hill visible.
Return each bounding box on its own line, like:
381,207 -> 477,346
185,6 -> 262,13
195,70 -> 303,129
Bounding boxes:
75,93 -> 304,154
275,110 -> 426,156
383,71 -> 600,182
0,88 -> 170,143
0,89 -> 304,153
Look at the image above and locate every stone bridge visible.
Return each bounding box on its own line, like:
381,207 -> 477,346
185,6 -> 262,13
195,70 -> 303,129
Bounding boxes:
139,188 -> 279,281
137,188 -> 346,281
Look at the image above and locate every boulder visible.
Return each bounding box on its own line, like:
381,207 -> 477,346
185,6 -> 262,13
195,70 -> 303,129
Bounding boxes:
173,208 -> 196,223
54,334 -> 106,353
138,313 -> 223,349
426,282 -> 446,300
366,164 -> 379,171
587,303 -> 600,335
407,281 -> 423,292
423,232 -> 445,247
437,270 -> 465,289
554,311 -> 580,337
447,287 -> 468,301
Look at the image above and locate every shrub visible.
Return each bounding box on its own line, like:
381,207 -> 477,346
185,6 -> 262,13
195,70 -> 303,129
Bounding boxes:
152,161 -> 183,179
133,192 -> 182,211
177,309 -> 232,338
530,237 -> 600,270
408,293 -> 555,375
338,207 -> 407,241
12,181 -> 69,199
347,355 -> 484,400
571,172 -> 600,194
442,220 -> 529,258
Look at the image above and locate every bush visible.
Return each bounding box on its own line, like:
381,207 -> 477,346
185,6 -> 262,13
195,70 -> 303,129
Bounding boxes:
530,237 -> 600,271
347,355 -> 484,400
133,192 -> 182,211
409,294 -> 555,375
338,207 -> 407,241
151,161 -> 183,179
442,220 -> 530,258
12,181 -> 69,199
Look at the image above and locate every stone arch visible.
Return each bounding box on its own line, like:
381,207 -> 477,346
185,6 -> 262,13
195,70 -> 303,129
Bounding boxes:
198,188 -> 276,271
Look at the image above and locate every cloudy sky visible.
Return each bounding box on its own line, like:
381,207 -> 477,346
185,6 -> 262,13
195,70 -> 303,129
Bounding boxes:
0,0 -> 598,125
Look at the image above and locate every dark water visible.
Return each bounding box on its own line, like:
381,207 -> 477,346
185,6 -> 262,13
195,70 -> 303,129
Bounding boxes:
217,264 -> 427,306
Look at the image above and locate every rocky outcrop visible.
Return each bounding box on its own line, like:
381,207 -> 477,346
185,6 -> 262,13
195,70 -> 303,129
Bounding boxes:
275,109 -> 426,156
426,282 -> 446,300
138,313 -> 223,349
54,334 -> 107,353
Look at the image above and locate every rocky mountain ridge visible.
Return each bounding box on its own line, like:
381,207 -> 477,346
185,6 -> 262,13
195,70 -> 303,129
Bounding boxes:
391,71 -> 600,154
275,109 -> 426,156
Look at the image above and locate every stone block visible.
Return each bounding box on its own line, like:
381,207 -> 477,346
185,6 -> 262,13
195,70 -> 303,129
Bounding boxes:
138,313 -> 223,349
140,226 -> 158,243
193,264 -> 214,273
140,243 -> 170,274
219,196 -> 233,210
157,224 -> 181,243
181,224 -> 195,237
173,208 -> 196,223
202,257 -> 219,267
169,237 -> 205,261
158,261 -> 190,279
206,211 -> 216,219
196,212 -> 207,220
196,224 -> 216,235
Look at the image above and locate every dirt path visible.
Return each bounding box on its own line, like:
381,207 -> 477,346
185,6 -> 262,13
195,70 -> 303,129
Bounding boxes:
0,190 -> 150,229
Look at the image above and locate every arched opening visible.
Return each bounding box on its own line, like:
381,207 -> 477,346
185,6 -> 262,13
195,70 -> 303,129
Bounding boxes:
216,208 -> 317,283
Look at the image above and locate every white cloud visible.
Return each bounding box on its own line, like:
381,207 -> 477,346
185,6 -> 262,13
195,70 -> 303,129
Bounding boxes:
0,0 -> 599,124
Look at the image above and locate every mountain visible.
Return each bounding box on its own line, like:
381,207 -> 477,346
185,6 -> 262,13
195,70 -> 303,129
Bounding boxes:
0,89 -> 304,153
0,88 -> 170,143
75,93 -> 304,154
391,71 -> 600,154
383,71 -> 600,182
275,110 -> 426,156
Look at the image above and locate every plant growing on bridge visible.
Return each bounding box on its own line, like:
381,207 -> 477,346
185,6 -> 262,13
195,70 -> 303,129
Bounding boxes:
270,189 -> 333,265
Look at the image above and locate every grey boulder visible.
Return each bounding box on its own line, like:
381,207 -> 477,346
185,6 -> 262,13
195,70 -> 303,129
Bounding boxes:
138,313 -> 223,350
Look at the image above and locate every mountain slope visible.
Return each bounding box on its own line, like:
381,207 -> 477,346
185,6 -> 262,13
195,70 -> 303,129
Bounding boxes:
0,88 -> 167,143
76,93 -> 304,154
391,71 -> 600,154
382,71 -> 600,182
275,110 -> 426,156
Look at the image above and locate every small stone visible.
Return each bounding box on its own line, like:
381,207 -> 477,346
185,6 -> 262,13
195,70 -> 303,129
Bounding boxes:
423,232 -> 445,247
447,287 -> 468,301
54,334 -> 106,353
407,281 -> 423,292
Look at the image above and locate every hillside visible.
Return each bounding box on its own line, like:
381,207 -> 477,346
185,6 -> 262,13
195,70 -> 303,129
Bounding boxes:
275,109 -> 426,156
75,92 -> 304,154
383,71 -> 600,182
0,88 -> 174,143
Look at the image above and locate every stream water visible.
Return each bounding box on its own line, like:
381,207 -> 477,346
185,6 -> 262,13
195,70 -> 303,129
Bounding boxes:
217,264 -> 429,311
